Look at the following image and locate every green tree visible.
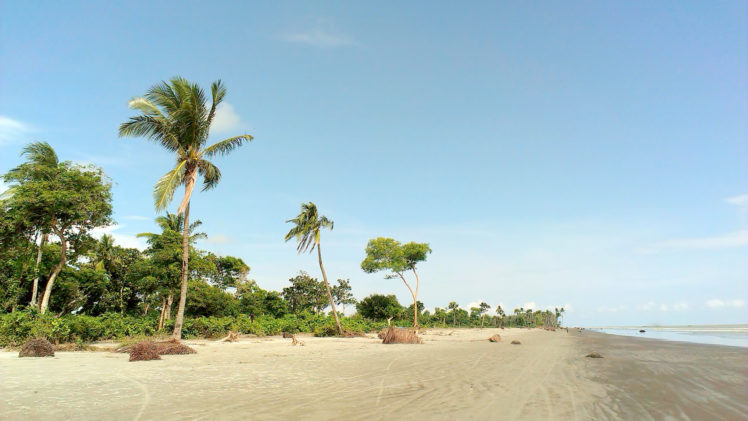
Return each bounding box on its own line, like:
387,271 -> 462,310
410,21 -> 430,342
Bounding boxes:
496,305 -> 505,327
448,301 -> 460,326
479,302 -> 491,328
281,271 -> 328,314
284,202 -> 342,335
138,212 -> 206,328
206,254 -> 249,289
331,278 -> 356,314
120,77 -> 253,339
361,237 -> 431,327
356,294 -> 403,321
2,144 -> 113,314
2,142 -> 60,307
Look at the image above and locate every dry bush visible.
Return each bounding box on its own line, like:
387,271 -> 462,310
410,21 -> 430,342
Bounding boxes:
381,326 -> 423,344
155,338 -> 196,355
282,332 -> 294,339
19,338 -> 55,358
510,340 -> 521,345
377,329 -> 387,340
488,334 -> 501,342
129,341 -> 161,361
585,352 -> 603,358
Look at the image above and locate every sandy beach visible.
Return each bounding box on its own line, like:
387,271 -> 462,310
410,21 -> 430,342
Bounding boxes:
1,328 -> 746,420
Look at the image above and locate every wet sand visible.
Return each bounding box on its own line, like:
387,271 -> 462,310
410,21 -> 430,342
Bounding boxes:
0,328 -> 746,420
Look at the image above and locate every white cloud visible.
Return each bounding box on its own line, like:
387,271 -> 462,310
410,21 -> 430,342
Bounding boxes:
671,302 -> 689,311
706,299 -> 746,309
639,301 -> 656,311
90,225 -> 147,250
523,301 -> 537,310
0,116 -> 32,145
726,194 -> 748,211
204,233 -> 236,244
210,102 -> 245,133
640,230 -> 748,253
282,28 -> 355,48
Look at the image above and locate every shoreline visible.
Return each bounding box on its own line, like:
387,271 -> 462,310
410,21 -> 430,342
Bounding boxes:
1,328 -> 746,420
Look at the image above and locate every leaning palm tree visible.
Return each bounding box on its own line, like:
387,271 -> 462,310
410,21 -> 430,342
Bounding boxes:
284,202 -> 343,336
119,77 -> 252,339
3,142 -> 59,307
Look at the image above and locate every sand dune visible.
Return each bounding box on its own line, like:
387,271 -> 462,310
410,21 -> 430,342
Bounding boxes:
1,328 -> 745,420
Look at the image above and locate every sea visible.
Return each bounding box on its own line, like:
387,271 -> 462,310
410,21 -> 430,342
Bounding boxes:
590,325 -> 748,348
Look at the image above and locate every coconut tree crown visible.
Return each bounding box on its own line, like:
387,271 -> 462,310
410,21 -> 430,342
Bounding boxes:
119,76 -> 253,214
284,202 -> 334,254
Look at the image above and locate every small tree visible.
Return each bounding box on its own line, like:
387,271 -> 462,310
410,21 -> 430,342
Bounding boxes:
496,305 -> 505,327
448,301 -> 460,327
479,302 -> 491,328
361,237 -> 431,328
356,294 -> 402,321
331,278 -> 356,314
282,271 -> 327,314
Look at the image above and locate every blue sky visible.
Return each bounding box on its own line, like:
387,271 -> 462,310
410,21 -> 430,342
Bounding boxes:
1,1 -> 746,326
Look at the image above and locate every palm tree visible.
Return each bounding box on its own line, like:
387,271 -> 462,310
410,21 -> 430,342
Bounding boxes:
284,202 -> 342,335
496,305 -> 505,328
119,77 -> 253,339
137,212 -> 207,242
448,301 -> 459,326
3,142 -> 59,307
479,302 -> 490,328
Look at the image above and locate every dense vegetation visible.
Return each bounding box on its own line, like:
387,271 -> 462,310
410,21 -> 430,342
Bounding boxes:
0,78 -> 564,347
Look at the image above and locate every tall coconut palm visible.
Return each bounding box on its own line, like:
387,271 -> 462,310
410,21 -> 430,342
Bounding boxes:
3,141 -> 59,307
119,77 -> 252,339
284,202 -> 342,336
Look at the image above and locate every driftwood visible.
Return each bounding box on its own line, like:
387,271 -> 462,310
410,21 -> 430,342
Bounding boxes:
291,335 -> 305,346
219,331 -> 239,342
586,352 -> 603,358
510,340 -> 521,345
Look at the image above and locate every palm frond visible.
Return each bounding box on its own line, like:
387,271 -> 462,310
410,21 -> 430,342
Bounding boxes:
197,159 -> 221,191
127,97 -> 165,118
206,80 -> 226,127
202,135 -> 253,159
153,161 -> 186,211
20,142 -> 59,167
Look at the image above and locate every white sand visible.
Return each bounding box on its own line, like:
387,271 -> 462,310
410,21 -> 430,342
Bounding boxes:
1,328 -> 605,420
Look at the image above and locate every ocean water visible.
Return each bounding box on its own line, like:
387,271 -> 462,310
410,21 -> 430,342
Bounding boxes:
591,326 -> 748,348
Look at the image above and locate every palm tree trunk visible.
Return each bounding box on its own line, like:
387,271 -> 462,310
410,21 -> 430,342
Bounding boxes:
317,243 -> 343,335
40,229 -> 66,315
172,202 -> 190,339
31,233 -> 48,307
